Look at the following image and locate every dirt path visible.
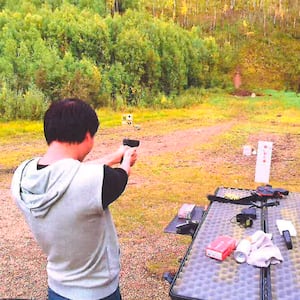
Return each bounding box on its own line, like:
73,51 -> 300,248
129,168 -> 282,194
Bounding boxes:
88,121 -> 236,161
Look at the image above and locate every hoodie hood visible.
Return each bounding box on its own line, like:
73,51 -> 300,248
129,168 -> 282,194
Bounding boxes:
11,158 -> 80,218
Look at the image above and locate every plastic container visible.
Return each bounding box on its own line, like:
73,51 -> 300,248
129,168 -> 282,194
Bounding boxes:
234,238 -> 251,263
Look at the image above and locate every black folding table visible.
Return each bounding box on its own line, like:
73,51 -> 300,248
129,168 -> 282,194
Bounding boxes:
169,187 -> 300,300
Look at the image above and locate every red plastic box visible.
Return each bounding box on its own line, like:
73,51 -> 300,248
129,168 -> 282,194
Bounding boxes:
206,236 -> 236,261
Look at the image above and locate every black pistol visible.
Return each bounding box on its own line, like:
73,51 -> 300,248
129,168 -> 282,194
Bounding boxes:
123,139 -> 140,147
120,139 -> 139,163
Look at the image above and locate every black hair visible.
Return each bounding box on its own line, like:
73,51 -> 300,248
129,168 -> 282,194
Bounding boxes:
44,98 -> 99,145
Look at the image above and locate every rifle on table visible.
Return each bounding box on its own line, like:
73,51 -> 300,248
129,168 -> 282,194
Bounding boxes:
207,185 -> 289,206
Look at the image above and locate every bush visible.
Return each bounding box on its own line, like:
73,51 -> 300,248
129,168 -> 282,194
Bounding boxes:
21,85 -> 49,120
0,82 -> 48,120
0,82 -> 23,120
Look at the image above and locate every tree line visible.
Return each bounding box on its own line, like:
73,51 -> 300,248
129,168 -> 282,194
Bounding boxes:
0,1 -> 299,120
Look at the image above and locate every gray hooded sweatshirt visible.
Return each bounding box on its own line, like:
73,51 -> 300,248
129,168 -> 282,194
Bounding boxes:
11,158 -> 120,300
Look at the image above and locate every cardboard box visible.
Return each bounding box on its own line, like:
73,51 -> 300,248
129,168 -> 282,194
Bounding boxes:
178,204 -> 196,220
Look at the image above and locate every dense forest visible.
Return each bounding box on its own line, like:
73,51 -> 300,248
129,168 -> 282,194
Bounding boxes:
0,0 -> 299,120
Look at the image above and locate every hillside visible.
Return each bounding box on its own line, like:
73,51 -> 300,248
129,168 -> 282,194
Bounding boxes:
0,1 -> 299,121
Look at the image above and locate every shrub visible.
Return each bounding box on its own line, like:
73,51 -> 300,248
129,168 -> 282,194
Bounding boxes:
20,85 -> 49,120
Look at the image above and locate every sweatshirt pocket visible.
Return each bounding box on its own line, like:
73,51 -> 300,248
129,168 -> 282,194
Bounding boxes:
106,246 -> 120,279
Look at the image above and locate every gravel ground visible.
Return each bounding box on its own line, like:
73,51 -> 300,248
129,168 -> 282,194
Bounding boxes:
1,121 -> 297,300
2,123 -> 227,300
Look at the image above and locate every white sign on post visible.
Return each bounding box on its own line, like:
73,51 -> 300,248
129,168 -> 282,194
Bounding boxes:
255,141 -> 273,183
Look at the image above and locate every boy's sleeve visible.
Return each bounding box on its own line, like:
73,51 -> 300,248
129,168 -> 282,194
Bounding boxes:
102,165 -> 128,209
